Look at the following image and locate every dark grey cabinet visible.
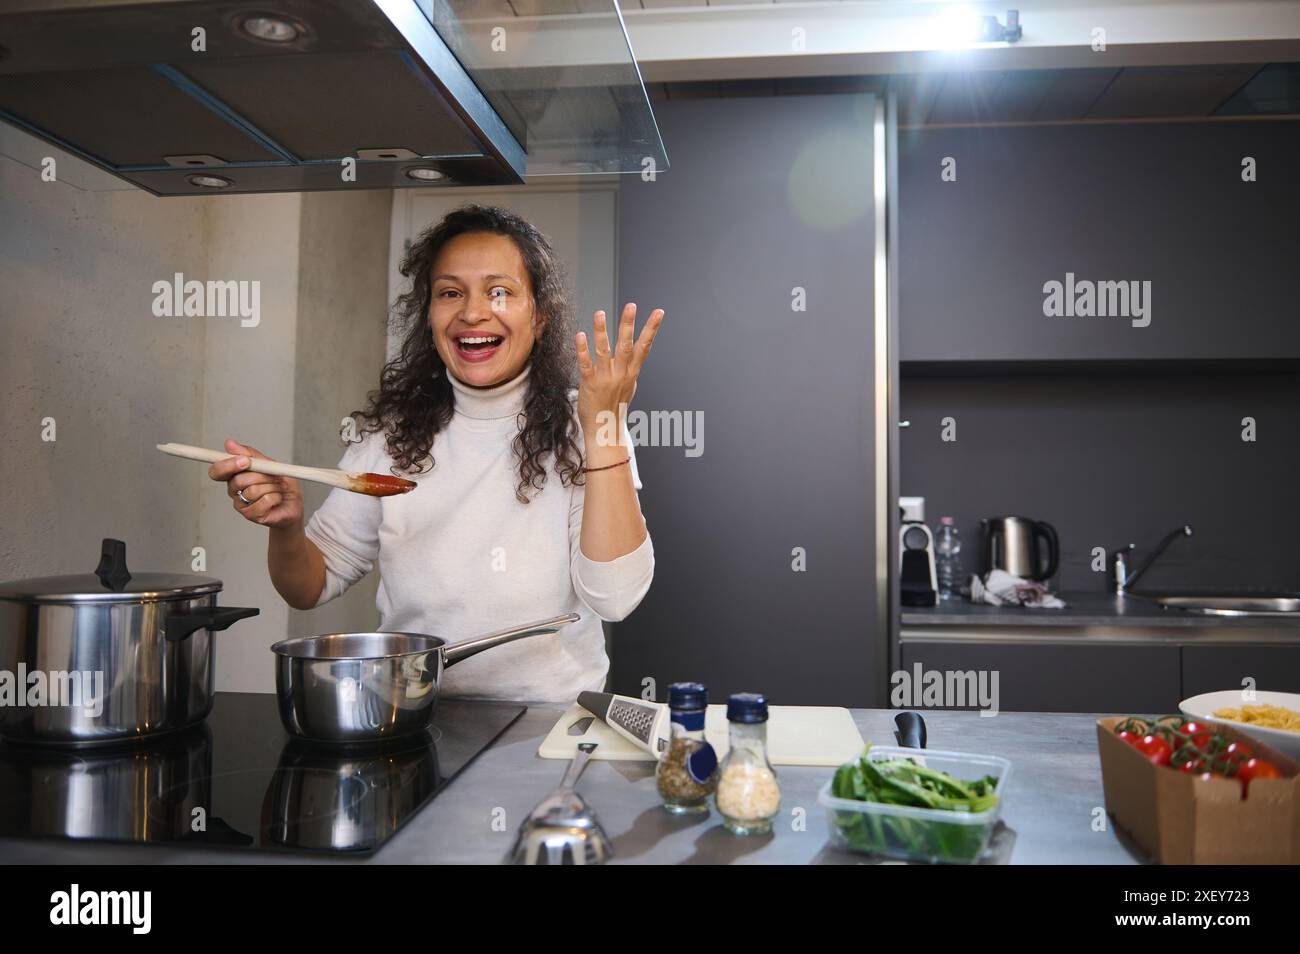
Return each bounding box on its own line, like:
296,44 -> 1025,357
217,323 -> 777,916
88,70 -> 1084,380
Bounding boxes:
900,640 -> 1300,713
1182,645 -> 1300,696
899,642 -> 1183,713
898,121 -> 1300,363
610,93 -> 884,707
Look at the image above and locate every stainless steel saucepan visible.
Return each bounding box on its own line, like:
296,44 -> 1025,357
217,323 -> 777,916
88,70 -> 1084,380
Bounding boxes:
270,613 -> 579,743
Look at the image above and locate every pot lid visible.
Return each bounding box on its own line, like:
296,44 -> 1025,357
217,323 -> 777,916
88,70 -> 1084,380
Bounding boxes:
0,539 -> 222,604
0,572 -> 223,604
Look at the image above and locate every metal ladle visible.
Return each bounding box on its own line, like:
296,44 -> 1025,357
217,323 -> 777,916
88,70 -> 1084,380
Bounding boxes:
510,742 -> 613,865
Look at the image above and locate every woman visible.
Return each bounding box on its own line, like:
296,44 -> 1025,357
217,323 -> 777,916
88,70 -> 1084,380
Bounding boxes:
209,204 -> 662,703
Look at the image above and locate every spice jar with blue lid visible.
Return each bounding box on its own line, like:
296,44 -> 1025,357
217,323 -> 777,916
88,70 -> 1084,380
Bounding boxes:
655,682 -> 718,814
715,692 -> 781,834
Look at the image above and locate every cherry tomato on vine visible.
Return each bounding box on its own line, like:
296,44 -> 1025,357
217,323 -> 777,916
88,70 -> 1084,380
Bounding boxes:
1133,734 -> 1172,767
1177,721 -> 1213,752
1178,758 -> 1205,773
1237,758 -> 1282,797
1224,741 -> 1254,768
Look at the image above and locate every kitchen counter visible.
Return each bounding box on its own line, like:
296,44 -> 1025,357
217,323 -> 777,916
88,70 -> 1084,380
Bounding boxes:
0,704 -> 1145,865
903,592 -> 1300,642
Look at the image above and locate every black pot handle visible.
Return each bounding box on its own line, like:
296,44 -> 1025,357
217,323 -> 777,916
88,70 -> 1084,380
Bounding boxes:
166,606 -> 260,642
894,711 -> 928,749
95,538 -> 132,592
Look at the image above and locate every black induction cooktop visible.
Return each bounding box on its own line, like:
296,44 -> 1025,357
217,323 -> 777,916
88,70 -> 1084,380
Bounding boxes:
0,692 -> 524,854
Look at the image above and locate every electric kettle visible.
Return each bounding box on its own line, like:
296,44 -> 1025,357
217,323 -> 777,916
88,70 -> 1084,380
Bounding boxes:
981,517 -> 1059,582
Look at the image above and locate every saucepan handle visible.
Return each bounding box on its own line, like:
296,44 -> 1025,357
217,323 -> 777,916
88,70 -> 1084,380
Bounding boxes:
442,613 -> 580,668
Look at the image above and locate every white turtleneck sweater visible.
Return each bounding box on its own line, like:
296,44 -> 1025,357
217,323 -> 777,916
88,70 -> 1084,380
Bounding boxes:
302,364 -> 654,704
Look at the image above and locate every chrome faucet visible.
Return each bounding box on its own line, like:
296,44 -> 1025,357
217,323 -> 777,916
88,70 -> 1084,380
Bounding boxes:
1113,525 -> 1193,594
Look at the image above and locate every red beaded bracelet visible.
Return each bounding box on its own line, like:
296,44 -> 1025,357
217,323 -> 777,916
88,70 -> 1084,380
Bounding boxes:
581,456 -> 631,474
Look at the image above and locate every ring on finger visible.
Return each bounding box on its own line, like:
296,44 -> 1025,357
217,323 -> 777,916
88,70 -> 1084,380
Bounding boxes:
236,489 -> 252,505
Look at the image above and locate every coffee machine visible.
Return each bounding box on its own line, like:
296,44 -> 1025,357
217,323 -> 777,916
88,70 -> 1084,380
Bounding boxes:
899,521 -> 938,607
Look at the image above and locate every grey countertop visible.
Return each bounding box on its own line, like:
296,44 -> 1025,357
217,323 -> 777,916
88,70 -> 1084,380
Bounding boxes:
0,705 -> 1145,865
902,591 -> 1300,635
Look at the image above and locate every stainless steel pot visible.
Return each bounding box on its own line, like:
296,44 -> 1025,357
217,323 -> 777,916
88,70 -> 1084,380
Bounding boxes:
0,539 -> 259,745
271,613 -> 579,743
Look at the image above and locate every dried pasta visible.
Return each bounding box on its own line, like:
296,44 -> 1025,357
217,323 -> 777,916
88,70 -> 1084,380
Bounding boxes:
1212,703 -> 1300,734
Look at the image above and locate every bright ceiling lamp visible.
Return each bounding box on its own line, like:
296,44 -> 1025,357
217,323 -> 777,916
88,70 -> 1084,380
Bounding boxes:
934,6 -> 1023,48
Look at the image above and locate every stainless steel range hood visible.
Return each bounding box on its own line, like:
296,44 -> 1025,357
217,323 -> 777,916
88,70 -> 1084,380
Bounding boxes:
0,0 -> 668,195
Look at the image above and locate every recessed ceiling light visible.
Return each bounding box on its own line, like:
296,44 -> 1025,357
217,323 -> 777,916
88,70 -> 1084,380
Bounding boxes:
188,174 -> 233,189
239,15 -> 302,43
405,167 -> 445,181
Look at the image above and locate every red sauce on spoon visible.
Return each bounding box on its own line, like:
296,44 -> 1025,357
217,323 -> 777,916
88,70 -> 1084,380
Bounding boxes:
349,473 -> 418,497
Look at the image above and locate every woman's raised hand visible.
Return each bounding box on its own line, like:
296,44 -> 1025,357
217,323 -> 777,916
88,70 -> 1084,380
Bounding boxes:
207,438 -> 304,529
575,303 -> 663,442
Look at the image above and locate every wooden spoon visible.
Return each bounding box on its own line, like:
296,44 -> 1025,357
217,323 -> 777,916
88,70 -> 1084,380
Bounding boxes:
157,442 -> 417,497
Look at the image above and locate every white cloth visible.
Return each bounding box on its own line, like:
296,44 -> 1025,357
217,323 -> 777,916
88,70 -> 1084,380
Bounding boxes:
969,569 -> 1067,609
303,363 -> 654,704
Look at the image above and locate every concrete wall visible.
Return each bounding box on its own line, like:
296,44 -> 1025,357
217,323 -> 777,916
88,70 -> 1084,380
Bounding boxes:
196,193 -> 304,693
0,153 -> 392,693
287,190 -> 392,642
0,156 -> 209,581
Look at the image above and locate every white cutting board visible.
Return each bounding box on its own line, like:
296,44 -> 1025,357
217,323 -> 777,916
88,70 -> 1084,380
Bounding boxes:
537,703 -> 864,767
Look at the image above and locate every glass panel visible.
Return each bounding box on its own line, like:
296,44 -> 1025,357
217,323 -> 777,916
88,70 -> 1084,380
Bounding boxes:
418,0 -> 668,176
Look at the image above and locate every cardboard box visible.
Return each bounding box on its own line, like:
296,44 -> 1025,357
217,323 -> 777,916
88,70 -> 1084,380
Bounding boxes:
1097,716 -> 1300,864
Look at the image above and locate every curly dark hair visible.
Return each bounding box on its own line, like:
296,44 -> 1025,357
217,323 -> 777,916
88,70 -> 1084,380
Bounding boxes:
349,204 -> 584,503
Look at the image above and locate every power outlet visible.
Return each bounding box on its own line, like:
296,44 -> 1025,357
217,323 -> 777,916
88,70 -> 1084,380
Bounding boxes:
899,496 -> 925,523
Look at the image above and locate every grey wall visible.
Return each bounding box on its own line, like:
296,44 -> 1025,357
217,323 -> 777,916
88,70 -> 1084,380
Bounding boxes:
287,189 -> 393,640
900,369 -> 1300,593
0,154 -> 209,581
612,93 -> 883,707
196,192 -> 307,692
0,151 -> 393,692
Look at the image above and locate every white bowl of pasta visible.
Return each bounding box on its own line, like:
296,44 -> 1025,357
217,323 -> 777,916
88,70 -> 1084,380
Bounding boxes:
1180,690 -> 1300,760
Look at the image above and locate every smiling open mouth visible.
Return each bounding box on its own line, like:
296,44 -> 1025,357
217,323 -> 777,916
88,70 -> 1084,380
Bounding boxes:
456,334 -> 504,358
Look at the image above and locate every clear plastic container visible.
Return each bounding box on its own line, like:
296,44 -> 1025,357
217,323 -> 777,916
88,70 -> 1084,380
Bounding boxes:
818,746 -> 1012,864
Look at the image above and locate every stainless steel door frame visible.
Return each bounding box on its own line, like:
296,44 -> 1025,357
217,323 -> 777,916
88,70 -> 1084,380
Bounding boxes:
881,92 -> 902,698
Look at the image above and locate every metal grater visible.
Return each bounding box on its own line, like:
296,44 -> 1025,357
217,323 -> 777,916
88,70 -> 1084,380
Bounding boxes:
609,698 -> 656,745
577,691 -> 671,756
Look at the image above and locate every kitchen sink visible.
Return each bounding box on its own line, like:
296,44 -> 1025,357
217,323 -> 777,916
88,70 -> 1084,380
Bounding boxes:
1151,595 -> 1300,617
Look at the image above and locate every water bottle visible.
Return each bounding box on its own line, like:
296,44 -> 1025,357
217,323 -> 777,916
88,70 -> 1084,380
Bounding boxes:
935,516 -> 964,601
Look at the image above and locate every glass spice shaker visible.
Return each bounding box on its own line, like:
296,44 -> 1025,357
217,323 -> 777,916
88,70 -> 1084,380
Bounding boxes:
715,693 -> 780,835
655,682 -> 718,814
